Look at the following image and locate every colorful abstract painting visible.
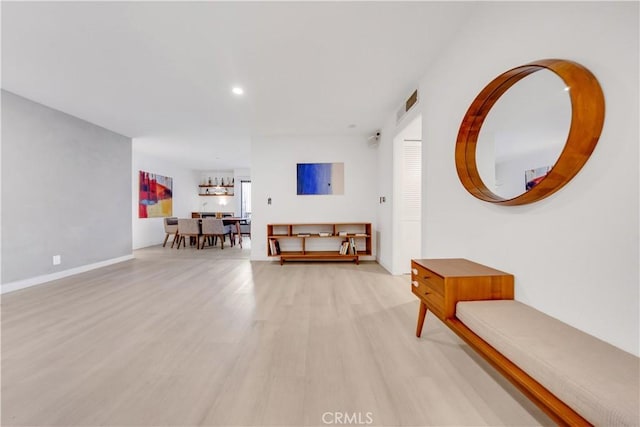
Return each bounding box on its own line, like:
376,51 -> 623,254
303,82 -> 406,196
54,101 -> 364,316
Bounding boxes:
139,170 -> 173,218
297,162 -> 344,195
525,166 -> 550,191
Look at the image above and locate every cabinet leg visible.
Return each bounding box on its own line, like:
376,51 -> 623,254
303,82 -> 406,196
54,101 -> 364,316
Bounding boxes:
416,301 -> 427,338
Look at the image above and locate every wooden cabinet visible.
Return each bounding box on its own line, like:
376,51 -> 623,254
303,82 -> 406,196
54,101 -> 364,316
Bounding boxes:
267,223 -> 372,265
411,258 -> 514,337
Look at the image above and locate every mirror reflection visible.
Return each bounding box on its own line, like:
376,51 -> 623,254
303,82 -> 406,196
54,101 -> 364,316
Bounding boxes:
476,69 -> 572,200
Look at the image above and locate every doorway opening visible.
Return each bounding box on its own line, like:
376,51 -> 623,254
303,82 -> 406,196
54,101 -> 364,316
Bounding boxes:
392,115 -> 422,274
241,180 -> 252,219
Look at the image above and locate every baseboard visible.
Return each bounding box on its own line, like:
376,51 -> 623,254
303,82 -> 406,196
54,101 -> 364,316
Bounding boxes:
377,258 -> 393,274
1,254 -> 135,294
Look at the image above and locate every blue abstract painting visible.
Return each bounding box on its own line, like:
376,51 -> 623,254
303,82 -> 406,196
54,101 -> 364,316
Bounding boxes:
297,163 -> 344,195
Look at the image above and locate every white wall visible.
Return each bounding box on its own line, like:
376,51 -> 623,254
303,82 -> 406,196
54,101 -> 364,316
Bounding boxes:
397,2 -> 638,355
375,115 -> 396,272
132,142 -> 200,249
251,135 -> 378,261
197,170 -> 236,215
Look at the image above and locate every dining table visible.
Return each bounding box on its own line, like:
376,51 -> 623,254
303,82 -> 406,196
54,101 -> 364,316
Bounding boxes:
196,214 -> 247,248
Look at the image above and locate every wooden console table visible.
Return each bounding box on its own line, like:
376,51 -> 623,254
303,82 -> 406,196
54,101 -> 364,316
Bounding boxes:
411,258 -> 514,337
267,223 -> 372,265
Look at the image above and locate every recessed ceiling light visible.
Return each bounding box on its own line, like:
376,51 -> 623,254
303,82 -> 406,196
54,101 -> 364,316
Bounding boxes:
348,124 -> 357,129
232,87 -> 244,95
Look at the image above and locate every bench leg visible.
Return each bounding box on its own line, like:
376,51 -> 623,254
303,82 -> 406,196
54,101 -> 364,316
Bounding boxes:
416,301 -> 427,337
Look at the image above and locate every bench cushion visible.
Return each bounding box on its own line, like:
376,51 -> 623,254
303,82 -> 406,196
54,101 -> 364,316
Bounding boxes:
456,300 -> 639,426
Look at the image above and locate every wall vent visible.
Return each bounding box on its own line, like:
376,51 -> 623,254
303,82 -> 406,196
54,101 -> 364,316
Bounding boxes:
396,89 -> 419,124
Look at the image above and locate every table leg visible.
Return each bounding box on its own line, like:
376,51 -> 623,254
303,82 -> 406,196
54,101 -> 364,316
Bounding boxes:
416,301 -> 427,337
235,220 -> 242,248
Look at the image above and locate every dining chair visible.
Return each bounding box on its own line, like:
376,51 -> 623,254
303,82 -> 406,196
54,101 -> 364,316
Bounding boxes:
200,218 -> 234,249
240,220 -> 251,241
176,218 -> 201,249
163,217 -> 179,248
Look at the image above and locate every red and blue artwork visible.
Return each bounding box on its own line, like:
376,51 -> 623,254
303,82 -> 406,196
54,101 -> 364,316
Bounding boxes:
525,166 -> 550,191
297,162 -> 344,195
139,170 -> 173,218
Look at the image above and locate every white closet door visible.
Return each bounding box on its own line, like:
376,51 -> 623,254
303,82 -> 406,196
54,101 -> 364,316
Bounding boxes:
396,139 -> 422,274
401,141 -> 422,221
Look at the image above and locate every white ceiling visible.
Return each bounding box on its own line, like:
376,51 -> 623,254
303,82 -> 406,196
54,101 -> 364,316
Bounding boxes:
2,1 -> 475,170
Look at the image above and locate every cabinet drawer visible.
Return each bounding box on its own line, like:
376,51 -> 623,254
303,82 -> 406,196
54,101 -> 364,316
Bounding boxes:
411,279 -> 445,318
411,263 -> 445,296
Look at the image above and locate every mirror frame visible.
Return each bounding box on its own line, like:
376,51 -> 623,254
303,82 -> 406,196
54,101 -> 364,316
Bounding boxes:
455,59 -> 605,206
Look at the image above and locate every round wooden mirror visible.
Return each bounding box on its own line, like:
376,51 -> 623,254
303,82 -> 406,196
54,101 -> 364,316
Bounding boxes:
455,59 -> 605,205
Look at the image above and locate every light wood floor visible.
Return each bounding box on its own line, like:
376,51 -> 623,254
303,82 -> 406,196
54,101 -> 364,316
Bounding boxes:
1,243 -> 551,426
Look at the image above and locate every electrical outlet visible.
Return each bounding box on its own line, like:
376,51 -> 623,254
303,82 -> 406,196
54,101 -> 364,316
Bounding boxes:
52,255 -> 61,265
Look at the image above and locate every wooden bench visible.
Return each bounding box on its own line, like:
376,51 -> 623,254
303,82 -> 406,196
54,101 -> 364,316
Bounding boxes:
451,300 -> 639,426
412,259 -> 640,426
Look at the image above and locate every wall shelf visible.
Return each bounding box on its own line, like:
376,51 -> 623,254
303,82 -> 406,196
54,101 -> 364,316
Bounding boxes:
198,183 -> 234,196
198,170 -> 235,198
